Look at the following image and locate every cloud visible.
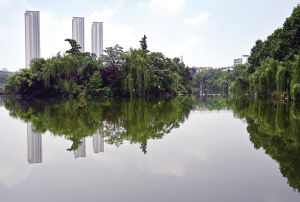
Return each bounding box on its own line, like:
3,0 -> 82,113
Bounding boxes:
183,12 -> 210,26
148,0 -> 186,12
0,0 -> 12,6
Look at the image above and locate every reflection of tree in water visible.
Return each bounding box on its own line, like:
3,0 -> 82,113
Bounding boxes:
6,95 -> 300,191
231,98 -> 300,192
4,96 -> 194,153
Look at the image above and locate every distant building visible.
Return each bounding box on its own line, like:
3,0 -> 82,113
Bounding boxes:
74,138 -> 86,158
72,17 -> 85,52
25,11 -> 40,68
189,67 -> 213,76
91,22 -> 103,58
234,55 -> 249,67
218,66 -> 233,72
234,58 -> 242,67
27,122 -> 42,164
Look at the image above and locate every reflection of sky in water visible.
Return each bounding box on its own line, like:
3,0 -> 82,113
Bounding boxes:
0,107 -> 300,202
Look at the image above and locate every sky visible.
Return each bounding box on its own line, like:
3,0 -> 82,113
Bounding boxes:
0,0 -> 299,71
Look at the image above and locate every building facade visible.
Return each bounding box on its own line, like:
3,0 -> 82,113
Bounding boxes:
72,17 -> 85,52
25,11 -> 40,68
234,58 -> 243,67
91,22 -> 103,57
234,55 -> 249,67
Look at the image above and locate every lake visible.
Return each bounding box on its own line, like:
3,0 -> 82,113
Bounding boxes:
0,96 -> 299,202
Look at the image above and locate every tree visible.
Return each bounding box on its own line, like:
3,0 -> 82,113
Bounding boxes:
101,45 -> 125,93
87,71 -> 102,96
65,39 -> 81,56
139,35 -> 148,51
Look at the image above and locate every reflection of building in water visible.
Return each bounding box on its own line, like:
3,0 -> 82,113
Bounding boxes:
93,132 -> 104,153
27,123 -> 42,164
74,138 -> 86,158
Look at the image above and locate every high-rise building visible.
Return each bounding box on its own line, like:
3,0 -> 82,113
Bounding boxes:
91,22 -> 103,57
25,11 -> 40,68
93,132 -> 104,153
74,138 -> 86,158
72,17 -> 85,52
27,122 -> 42,164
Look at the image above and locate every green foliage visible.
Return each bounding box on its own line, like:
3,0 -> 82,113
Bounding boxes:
100,44 -> 125,94
121,49 -> 191,96
193,64 -> 248,95
233,76 -> 249,94
5,51 -> 100,97
276,66 -> 289,92
0,72 -> 12,92
87,71 -> 102,96
4,69 -> 44,97
248,5 -> 300,65
101,87 -> 112,97
139,35 -> 148,51
229,5 -> 300,100
65,39 -> 81,56
291,83 -> 300,101
4,39 -> 192,98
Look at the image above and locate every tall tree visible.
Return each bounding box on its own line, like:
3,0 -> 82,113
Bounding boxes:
139,35 -> 148,51
65,39 -> 81,56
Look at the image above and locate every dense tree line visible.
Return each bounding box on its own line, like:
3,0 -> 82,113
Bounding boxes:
4,38 -> 192,98
193,5 -> 300,101
193,64 -> 248,95
233,5 -> 300,100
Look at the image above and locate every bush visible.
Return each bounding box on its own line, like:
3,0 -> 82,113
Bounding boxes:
101,87 -> 112,97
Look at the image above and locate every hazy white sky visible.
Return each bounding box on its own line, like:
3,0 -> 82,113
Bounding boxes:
0,0 -> 299,71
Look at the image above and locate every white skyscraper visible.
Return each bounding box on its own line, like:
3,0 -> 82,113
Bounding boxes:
74,138 -> 86,158
72,17 -> 85,52
91,22 -> 103,57
93,132 -> 104,153
25,11 -> 40,68
27,122 -> 42,164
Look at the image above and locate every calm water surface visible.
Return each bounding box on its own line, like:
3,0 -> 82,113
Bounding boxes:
0,96 -> 299,202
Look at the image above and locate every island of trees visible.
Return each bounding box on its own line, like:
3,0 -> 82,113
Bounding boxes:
4,37 -> 192,98
193,5 -> 300,101
3,5 -> 300,100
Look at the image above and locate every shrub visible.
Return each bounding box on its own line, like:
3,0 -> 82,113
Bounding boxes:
101,87 -> 112,97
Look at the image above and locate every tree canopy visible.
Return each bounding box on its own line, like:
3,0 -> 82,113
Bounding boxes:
4,38 -> 192,98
